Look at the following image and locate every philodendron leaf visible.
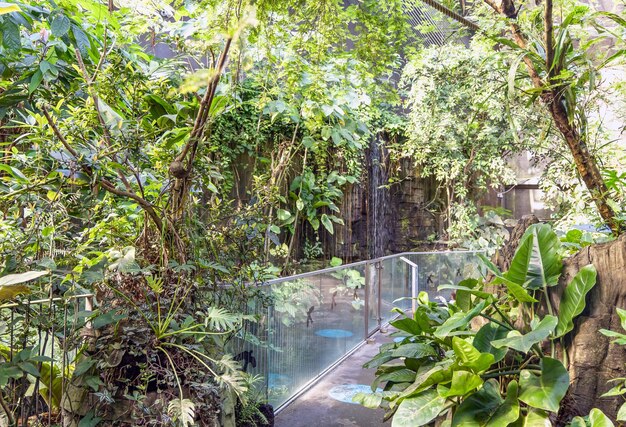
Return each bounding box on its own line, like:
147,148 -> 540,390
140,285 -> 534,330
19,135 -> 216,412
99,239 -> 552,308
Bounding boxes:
391,317 -> 427,335
492,315 -> 557,354
0,270 -> 49,286
452,379 -> 519,426
438,370 -> 483,397
438,284 -> 492,299
570,409 -> 615,427
526,224 -> 562,289
493,277 -> 538,303
482,248 -> 537,303
353,391 -> 383,409
554,265 -> 597,338
391,389 -> 446,427
504,232 -> 534,286
589,409 -> 615,427
391,343 -> 437,359
618,402 -> 626,421
452,337 -> 495,373
518,357 -> 569,412
474,322 -> 509,363
434,300 -> 487,339
0,2 -> 20,14
488,380 -> 520,426
599,329 -> 626,345
616,307 -> 626,331
520,409 -> 551,427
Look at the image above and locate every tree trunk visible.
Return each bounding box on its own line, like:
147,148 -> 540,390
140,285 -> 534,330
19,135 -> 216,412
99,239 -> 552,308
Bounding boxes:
492,214 -> 539,272
491,218 -> 626,419
547,98 -> 618,233
551,235 -> 626,419
484,0 -> 621,234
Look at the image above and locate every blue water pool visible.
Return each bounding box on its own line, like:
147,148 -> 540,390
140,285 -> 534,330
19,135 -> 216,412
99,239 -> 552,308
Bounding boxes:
328,384 -> 383,404
268,373 -> 290,389
315,329 -> 354,338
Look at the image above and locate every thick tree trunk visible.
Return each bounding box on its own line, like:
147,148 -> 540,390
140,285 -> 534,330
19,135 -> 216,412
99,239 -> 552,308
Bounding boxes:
492,219 -> 626,419
484,0 -> 621,234
492,214 -> 539,272
548,99 -> 618,233
552,235 -> 626,419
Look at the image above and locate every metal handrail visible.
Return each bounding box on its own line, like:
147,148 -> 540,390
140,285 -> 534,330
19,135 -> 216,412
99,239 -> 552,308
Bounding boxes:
264,250 -> 483,285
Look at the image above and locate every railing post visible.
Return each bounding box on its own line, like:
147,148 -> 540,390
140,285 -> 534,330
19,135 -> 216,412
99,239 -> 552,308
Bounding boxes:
412,265 -> 418,313
399,257 -> 419,313
364,261 -> 370,339
377,261 -> 382,329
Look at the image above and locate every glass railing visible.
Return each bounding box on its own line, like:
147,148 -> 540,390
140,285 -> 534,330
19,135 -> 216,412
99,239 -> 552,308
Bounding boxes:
231,250 -> 483,410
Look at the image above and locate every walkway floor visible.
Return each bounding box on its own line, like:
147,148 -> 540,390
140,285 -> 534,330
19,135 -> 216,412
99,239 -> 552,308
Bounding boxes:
275,329 -> 393,427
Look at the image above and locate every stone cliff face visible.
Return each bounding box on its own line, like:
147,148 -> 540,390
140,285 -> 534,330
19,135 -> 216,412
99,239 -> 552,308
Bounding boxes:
318,136 -> 442,262
555,235 -> 626,419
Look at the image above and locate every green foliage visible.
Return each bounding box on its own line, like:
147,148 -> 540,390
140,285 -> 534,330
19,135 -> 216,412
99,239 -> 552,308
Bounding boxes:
0,0 -> 414,424
356,224 -> 598,425
398,40 -> 553,245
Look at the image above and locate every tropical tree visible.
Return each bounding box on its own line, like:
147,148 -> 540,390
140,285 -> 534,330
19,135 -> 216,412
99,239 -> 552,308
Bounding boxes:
479,0 -> 626,233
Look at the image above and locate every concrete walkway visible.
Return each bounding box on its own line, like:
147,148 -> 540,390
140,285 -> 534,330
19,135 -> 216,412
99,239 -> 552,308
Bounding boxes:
275,330 -> 393,427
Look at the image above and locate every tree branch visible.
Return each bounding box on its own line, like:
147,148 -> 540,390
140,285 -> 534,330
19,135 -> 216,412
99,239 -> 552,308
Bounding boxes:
42,106 -> 79,158
545,0 -> 554,78
74,46 -> 133,193
176,37 -> 233,164
42,105 -> 165,233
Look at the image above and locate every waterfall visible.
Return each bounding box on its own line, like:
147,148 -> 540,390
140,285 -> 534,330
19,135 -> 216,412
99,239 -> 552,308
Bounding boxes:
368,135 -> 391,258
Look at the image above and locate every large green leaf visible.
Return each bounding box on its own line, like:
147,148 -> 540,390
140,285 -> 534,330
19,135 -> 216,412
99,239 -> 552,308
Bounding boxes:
525,224 -> 562,289
452,337 -> 495,373
518,357 -> 569,412
1,21 -> 21,51
391,317 -> 427,335
503,232 -> 534,286
589,409 -> 615,427
438,370 -> 482,397
616,307 -> 626,331
473,322 -> 509,363
434,300 -> 486,339
438,284 -> 492,299
554,265 -> 597,338
376,368 -> 416,384
353,391 -> 383,408
396,362 -> 452,401
392,389 -> 446,427
569,409 -> 615,427
452,379 -> 519,426
618,402 -> 626,422
0,2 -> 20,14
492,315 -> 557,354
0,270 -> 49,287
514,409 -> 551,427
50,14 -> 71,37
391,343 -> 437,359
482,247 -> 536,302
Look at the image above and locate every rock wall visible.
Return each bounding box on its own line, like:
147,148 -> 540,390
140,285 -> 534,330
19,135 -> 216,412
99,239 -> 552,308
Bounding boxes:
320,140 -> 442,261
555,235 -> 626,419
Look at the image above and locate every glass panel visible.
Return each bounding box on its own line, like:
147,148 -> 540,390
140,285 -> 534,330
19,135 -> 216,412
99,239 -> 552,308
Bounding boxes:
242,251 -> 484,410
265,263 -> 367,408
366,262 -> 378,336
